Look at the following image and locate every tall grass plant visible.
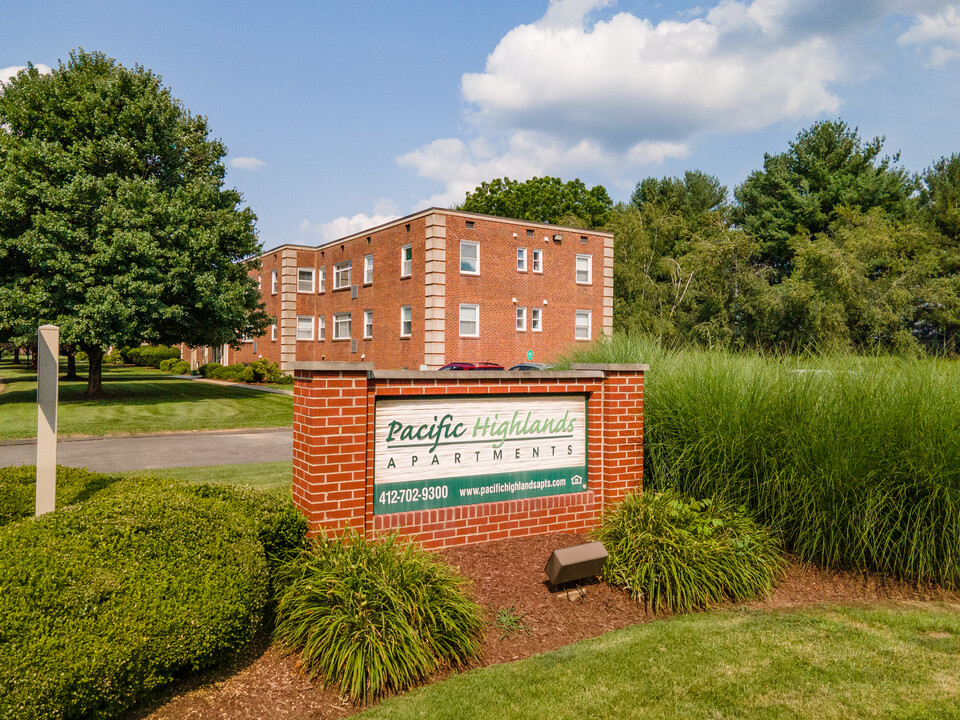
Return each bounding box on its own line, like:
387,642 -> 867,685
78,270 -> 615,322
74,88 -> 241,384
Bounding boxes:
565,335 -> 960,588
594,489 -> 785,612
274,532 -> 485,702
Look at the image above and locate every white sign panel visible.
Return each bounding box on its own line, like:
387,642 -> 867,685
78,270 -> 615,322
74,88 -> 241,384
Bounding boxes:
374,394 -> 588,513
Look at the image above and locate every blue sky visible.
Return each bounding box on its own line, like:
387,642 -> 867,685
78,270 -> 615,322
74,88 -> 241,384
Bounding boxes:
4,1 -> 960,250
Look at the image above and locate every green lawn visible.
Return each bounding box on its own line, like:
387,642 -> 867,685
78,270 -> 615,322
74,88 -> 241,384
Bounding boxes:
119,460 -> 293,498
0,359 -> 293,440
360,603 -> 960,720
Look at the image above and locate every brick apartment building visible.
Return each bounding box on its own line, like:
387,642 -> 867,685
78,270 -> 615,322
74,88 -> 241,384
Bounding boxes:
185,208 -> 613,371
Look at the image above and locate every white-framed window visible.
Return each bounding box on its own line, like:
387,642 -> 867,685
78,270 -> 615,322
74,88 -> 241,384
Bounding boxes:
270,324 -> 277,341
334,312 -> 351,340
516,307 -> 527,331
364,254 -> 373,284
575,310 -> 592,340
318,267 -> 326,293
257,274 -> 262,290
297,268 -> 314,293
271,269 -> 278,295
531,308 -> 542,332
400,306 -> 412,337
296,315 -> 313,341
532,249 -> 543,273
460,241 -> 479,274
318,315 -> 326,340
401,244 -> 412,277
459,303 -> 479,337
576,254 -> 593,285
363,310 -> 373,339
517,247 -> 527,272
334,260 -> 352,290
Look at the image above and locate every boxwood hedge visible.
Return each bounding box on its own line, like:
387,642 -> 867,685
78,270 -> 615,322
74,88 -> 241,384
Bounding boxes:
0,466 -> 125,527
0,472 -> 306,720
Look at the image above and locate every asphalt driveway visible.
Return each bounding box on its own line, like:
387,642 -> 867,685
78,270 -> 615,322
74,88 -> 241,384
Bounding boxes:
0,428 -> 292,472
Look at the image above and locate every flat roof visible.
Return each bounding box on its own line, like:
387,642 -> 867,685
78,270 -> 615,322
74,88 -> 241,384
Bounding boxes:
256,207 -> 614,259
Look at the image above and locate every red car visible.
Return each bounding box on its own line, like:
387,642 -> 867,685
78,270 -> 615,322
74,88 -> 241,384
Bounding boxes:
438,361 -> 505,371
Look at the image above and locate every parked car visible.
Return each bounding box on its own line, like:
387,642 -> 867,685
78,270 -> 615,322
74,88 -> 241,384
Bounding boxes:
438,361 -> 505,371
508,362 -> 554,371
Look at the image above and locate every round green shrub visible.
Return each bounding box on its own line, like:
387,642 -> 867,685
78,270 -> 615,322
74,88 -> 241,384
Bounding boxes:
250,358 -> 286,383
209,363 -> 246,381
594,489 -> 786,613
134,345 -> 181,367
242,366 -> 256,383
0,478 -> 307,720
0,465 -> 125,528
161,359 -> 190,375
196,361 -> 221,377
274,532 -> 485,702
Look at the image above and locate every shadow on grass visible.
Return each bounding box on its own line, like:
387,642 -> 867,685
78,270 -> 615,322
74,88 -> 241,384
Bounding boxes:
0,369 -> 276,408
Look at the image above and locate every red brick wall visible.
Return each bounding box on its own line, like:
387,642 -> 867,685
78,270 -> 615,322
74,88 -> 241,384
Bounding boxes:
292,363 -> 645,550
443,216 -> 606,367
199,210 -> 612,371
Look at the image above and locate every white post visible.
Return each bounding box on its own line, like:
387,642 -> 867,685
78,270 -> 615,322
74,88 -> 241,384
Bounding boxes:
36,324 -> 59,516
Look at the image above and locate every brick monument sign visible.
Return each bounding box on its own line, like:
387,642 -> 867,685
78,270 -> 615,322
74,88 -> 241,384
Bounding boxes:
292,362 -> 645,549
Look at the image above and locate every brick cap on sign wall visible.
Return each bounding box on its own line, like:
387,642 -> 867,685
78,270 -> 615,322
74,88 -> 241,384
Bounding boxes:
291,362 -> 641,377
293,361 -> 375,372
570,363 -> 650,372
371,370 -> 605,380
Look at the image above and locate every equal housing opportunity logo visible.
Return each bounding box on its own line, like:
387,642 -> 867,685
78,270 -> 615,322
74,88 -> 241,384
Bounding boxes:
373,395 -> 588,512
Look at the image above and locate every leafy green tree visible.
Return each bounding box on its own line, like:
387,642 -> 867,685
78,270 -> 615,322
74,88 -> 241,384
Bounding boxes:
609,203 -> 680,339
458,176 -> 612,228
0,50 -> 269,396
920,153 -> 960,243
735,120 -> 916,277
632,170 -> 728,225
613,171 -> 771,349
769,209 -> 950,354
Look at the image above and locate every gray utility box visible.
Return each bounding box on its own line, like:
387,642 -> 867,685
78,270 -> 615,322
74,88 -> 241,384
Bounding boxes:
544,541 -> 608,585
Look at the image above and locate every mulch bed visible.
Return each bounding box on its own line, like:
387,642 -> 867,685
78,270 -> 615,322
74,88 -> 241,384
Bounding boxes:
130,532 -> 958,720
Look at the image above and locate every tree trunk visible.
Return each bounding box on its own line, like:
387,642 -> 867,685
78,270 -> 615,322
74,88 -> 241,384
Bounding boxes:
65,347 -> 79,381
13,347 -> 20,364
85,346 -> 104,398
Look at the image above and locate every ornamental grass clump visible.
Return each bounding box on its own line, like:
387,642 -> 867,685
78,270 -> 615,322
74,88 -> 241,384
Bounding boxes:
595,489 -> 786,613
274,531 -> 485,702
567,334 -> 960,589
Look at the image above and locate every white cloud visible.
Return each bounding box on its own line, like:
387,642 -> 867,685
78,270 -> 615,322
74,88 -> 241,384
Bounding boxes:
229,156 -> 267,170
0,64 -> 53,86
398,131 -> 673,208
300,199 -> 399,242
627,142 -> 691,165
399,0 -> 957,209
401,0 -> 855,206
460,3 -> 842,145
706,0 -> 894,43
539,0 -> 614,30
898,5 -> 960,65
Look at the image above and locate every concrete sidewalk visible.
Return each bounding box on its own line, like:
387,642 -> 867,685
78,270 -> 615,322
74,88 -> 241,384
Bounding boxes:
0,428 -> 292,472
172,375 -> 294,396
